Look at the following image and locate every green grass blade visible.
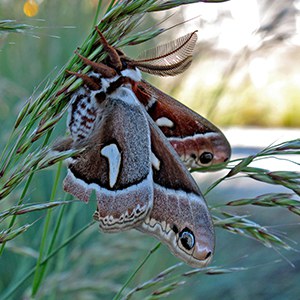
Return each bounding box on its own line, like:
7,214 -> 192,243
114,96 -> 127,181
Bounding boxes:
1,221 -> 95,300
113,243 -> 161,300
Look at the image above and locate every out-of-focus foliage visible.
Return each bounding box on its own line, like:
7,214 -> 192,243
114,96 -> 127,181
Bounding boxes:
149,0 -> 300,127
0,1 -> 299,300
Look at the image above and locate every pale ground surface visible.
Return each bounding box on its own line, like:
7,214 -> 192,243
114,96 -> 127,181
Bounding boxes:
225,127 -> 300,171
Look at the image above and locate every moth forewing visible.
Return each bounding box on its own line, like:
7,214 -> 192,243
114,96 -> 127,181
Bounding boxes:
63,87 -> 154,232
137,114 -> 214,268
134,80 -> 231,169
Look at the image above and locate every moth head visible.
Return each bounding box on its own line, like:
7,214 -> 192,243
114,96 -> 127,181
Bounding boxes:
120,67 -> 142,82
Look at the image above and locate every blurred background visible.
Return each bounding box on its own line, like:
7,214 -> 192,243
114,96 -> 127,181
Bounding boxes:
0,0 -> 299,299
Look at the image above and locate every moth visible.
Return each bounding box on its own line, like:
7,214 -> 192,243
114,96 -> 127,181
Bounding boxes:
67,31 -> 231,169
56,28 -> 231,267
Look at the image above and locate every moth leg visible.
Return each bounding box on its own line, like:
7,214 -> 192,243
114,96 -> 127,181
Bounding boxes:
66,70 -> 101,90
75,51 -> 117,78
95,26 -> 122,70
52,137 -> 74,152
70,27 -> 123,78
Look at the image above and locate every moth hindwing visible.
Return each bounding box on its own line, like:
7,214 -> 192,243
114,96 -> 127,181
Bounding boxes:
133,80 -> 231,168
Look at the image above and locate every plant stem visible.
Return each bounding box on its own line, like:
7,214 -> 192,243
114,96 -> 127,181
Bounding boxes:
31,162 -> 62,296
113,242 -> 161,300
1,221 -> 96,300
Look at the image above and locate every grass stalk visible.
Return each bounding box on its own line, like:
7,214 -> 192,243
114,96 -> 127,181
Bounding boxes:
31,162 -> 63,297
113,243 -> 162,300
1,220 -> 95,300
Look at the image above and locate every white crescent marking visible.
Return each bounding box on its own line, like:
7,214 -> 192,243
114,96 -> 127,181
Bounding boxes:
145,96 -> 157,110
101,144 -> 121,188
151,152 -> 160,171
156,117 -> 174,128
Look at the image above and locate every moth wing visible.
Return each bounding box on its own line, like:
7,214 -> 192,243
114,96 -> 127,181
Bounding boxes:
135,80 -> 231,169
64,87 -> 153,232
137,114 -> 215,268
